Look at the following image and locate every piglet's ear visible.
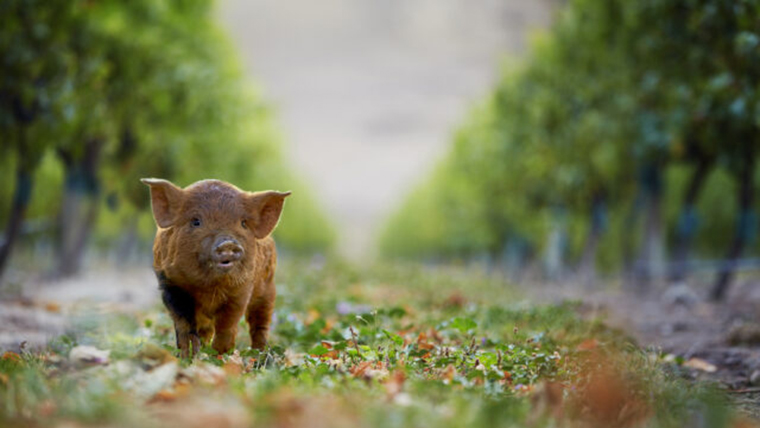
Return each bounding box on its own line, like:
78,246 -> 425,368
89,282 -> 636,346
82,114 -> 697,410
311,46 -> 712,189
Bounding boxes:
246,191 -> 291,239
140,178 -> 184,228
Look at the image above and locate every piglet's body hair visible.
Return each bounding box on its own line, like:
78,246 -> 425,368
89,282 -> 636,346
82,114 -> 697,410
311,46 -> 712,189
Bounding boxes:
142,178 -> 290,358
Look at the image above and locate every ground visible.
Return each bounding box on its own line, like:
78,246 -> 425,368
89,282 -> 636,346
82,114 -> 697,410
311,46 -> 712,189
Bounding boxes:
1,261 -> 758,427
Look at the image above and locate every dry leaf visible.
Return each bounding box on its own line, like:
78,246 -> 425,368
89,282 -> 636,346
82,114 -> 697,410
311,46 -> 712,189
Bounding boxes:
135,343 -> 176,368
223,361 -> 243,376
180,362 -> 227,386
305,308 -> 321,325
283,349 -> 305,367
351,361 -> 389,381
440,364 -> 457,382
416,332 -> 435,351
44,302 -> 61,313
384,370 -> 406,398
69,346 -> 110,366
683,358 -> 717,373
2,352 -> 22,364
577,339 -> 599,351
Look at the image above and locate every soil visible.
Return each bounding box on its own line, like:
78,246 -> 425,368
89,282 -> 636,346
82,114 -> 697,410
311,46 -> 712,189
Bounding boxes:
566,276 -> 760,419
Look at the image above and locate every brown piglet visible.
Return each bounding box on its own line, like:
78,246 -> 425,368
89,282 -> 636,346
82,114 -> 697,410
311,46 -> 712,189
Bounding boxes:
142,178 -> 290,358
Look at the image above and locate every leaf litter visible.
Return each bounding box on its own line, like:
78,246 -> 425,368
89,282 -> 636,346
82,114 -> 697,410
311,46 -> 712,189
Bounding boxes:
0,262 -> 752,427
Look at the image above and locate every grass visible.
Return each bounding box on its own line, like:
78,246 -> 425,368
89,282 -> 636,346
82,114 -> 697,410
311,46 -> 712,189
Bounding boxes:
0,259 -> 747,428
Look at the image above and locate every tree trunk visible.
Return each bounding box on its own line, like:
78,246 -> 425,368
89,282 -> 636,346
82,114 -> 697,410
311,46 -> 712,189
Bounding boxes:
57,139 -> 102,277
635,165 -> 666,292
670,158 -> 712,282
114,215 -> 139,266
544,208 -> 567,282
578,195 -> 606,287
0,165 -> 33,280
621,196 -> 641,292
711,154 -> 756,301
0,96 -> 39,280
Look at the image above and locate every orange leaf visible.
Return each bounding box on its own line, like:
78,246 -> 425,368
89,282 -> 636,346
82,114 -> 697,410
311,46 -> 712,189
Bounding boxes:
441,364 -> 457,382
577,339 -> 598,351
384,370 -> 406,397
305,309 -> 321,325
2,352 -> 21,364
150,389 -> 178,403
44,302 -> 61,313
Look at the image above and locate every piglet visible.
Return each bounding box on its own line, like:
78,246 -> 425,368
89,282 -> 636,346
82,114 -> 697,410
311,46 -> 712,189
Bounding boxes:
142,178 -> 290,357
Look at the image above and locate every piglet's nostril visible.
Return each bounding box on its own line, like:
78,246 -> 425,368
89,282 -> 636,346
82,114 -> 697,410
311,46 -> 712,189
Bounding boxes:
213,239 -> 244,262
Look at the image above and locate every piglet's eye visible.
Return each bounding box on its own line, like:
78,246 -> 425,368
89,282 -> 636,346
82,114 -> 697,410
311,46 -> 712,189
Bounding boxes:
191,218 -> 202,227
241,219 -> 248,229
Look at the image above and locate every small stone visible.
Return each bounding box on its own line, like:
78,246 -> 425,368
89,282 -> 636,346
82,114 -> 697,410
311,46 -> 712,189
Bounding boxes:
749,370 -> 760,385
663,283 -> 699,308
69,345 -> 110,366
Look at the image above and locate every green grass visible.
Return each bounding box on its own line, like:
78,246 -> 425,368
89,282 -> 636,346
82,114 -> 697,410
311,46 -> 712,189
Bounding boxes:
0,260 -> 744,427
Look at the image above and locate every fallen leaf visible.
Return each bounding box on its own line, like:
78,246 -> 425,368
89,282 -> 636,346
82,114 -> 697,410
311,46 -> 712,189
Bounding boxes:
351,361 -> 389,381
126,361 -> 180,399
223,358 -> 244,377
321,319 -> 335,334
384,370 -> 406,398
69,346 -> 110,366
2,351 -> 22,364
305,308 -> 321,325
683,358 -> 717,373
577,339 -> 598,351
416,332 -> 435,351
283,350 -> 305,367
440,364 -> 457,382
135,343 -> 176,368
443,292 -> 466,308
44,302 -> 61,313
149,389 -> 178,403
180,362 -> 227,386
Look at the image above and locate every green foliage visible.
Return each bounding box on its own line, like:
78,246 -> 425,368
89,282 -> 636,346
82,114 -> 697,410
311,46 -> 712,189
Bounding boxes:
0,261 -> 740,427
380,0 -> 760,270
0,0 -> 334,260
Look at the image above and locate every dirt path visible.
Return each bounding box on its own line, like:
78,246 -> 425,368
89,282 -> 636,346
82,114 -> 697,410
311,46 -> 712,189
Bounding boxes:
217,0 -> 554,259
567,277 -> 760,418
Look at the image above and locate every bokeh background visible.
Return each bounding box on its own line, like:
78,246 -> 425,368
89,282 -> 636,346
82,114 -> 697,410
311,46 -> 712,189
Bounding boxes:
219,0 -> 554,259
1,0 -> 759,305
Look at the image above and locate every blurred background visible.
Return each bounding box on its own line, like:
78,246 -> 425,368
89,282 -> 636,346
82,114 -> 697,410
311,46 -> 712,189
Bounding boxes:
219,0 -> 554,259
1,0 -> 759,310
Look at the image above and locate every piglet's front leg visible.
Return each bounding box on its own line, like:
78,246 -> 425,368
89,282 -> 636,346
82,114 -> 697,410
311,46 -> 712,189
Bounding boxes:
212,302 -> 247,355
160,281 -> 200,358
175,324 -> 201,358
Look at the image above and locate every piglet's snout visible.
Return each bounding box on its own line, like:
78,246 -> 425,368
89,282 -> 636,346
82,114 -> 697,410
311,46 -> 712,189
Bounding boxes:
212,237 -> 244,268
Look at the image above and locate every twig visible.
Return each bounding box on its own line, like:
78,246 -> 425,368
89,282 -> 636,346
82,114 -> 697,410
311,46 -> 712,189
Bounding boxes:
728,387 -> 760,394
